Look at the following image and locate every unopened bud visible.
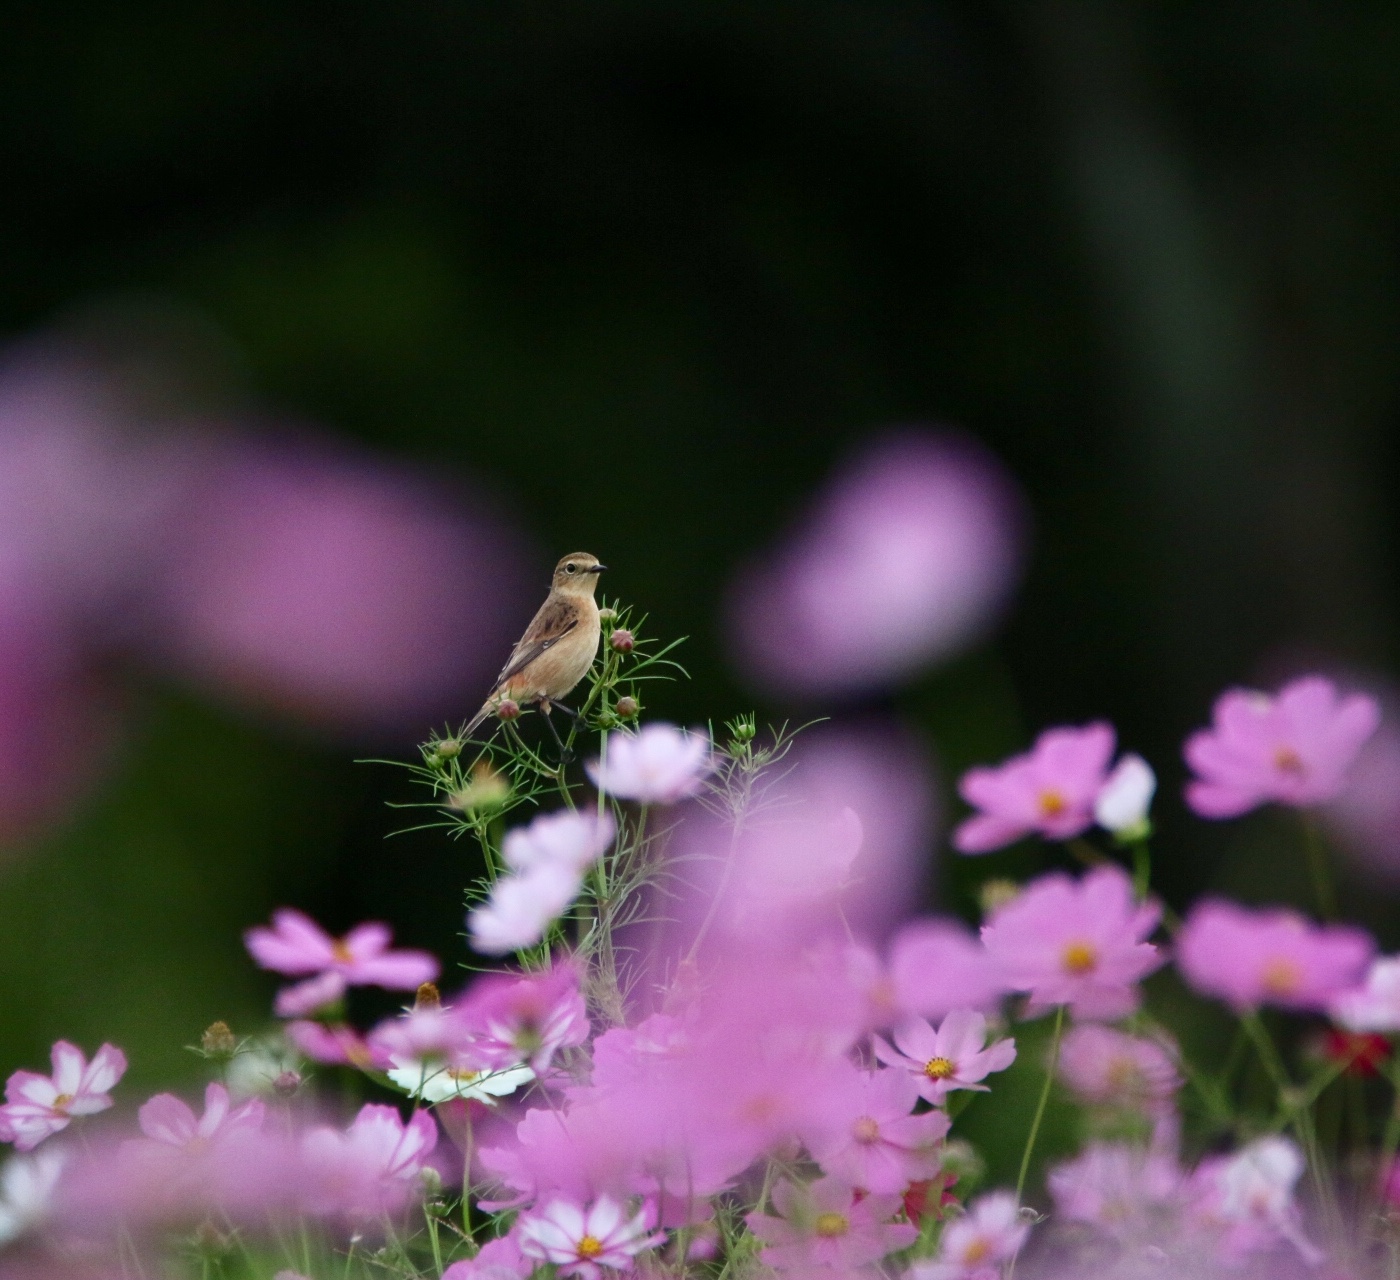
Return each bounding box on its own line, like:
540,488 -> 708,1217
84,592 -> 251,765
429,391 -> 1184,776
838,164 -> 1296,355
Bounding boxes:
435,738 -> 462,761
201,1021 -> 237,1058
273,1070 -> 302,1098
979,878 -> 1021,916
447,761 -> 511,813
419,1166 -> 444,1196
731,720 -> 757,743
415,982 -> 442,1012
598,607 -> 617,623
616,696 -> 639,720
609,628 -> 635,654
496,699 -> 521,723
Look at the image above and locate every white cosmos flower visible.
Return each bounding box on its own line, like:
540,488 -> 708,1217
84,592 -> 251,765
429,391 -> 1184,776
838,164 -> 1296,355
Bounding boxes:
386,1056 -> 535,1105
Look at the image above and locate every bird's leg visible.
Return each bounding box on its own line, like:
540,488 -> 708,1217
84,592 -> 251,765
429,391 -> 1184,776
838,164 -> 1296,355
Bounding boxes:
538,700 -> 573,764
550,700 -> 580,721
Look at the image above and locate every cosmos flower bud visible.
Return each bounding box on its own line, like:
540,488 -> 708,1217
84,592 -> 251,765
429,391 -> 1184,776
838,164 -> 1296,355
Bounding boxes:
616,696 -> 639,719
201,1020 -> 238,1058
414,981 -> 442,1011
273,1069 -> 302,1098
435,738 -> 462,761
448,761 -> 511,813
609,628 -> 635,653
1094,753 -> 1156,840
497,699 -> 521,722
598,607 -> 617,622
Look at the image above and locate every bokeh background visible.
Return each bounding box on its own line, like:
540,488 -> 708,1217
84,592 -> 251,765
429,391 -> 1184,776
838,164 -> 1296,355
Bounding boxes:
2,0 -> 1400,1162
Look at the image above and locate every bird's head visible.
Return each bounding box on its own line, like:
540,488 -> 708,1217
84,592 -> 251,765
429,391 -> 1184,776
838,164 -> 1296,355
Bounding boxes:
552,552 -> 606,596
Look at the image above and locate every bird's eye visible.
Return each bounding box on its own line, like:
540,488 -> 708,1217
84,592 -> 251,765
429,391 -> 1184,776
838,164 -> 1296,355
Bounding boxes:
566,563 -> 577,574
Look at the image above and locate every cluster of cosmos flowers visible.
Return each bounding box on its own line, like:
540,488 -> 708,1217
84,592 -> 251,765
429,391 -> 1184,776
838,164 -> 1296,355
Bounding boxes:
1,664 -> 1400,1280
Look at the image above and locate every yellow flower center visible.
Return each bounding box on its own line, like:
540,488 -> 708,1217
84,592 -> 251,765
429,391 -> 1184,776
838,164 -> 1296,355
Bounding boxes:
924,1056 -> 955,1080
1261,956 -> 1301,997
1273,746 -> 1305,774
577,1235 -> 604,1259
446,1067 -> 483,1083
51,1093 -> 73,1114
331,938 -> 355,964
1038,789 -> 1067,817
962,1238 -> 992,1265
814,1212 -> 850,1238
852,1115 -> 881,1143
1062,941 -> 1099,974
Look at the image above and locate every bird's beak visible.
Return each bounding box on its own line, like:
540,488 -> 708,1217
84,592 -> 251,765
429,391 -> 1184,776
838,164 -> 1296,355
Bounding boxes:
589,564 -> 607,573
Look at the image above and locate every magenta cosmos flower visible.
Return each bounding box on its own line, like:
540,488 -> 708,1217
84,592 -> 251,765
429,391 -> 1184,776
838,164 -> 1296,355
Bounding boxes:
799,1064 -> 950,1193
586,724 -> 715,804
1176,899 -> 1373,1012
1332,955 -> 1400,1032
1057,1024 -> 1181,1112
747,1176 -> 918,1272
0,1041 -> 127,1151
137,1082 -> 264,1151
980,865 -> 1164,1020
244,908 -> 439,1016
954,722 -> 1116,854
1183,674 -> 1380,818
912,1190 -> 1029,1279
517,1194 -> 662,1280
727,429 -> 1026,698
300,1103 -> 438,1217
874,1010 -> 1016,1106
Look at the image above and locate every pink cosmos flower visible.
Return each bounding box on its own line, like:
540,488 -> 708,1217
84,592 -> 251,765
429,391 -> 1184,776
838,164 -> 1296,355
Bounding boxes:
1184,674 -> 1380,818
727,429 -> 1026,698
746,1176 -> 918,1271
874,1010 -> 1016,1106
954,723 -> 1116,853
1048,1141 -> 1182,1239
1176,899 -> 1373,1012
799,1065 -> 949,1193
284,1020 -> 388,1071
137,1082 -> 264,1150
301,1103 -> 438,1217
1188,1136 -> 1322,1265
457,964 -> 590,1072
586,725 -> 714,804
502,809 -> 617,875
980,865 -> 1163,1020
1331,955 -> 1400,1032
885,920 -> 1009,1022
468,862 -> 583,956
1058,1025 -> 1181,1112
443,1234 -> 531,1280
0,1041 -> 127,1151
911,1190 -> 1029,1279
244,908 -> 439,1016
517,1194 -> 663,1280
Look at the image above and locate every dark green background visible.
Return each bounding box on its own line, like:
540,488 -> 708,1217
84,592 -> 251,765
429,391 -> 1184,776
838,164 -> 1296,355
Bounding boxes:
2,3 -> 1398,1167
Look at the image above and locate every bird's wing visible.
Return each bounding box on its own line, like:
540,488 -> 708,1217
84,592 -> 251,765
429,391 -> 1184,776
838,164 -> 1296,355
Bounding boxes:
492,596 -> 579,690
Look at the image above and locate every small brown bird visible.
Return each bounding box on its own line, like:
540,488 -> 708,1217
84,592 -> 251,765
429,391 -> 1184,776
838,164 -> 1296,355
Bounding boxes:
465,552 -> 607,740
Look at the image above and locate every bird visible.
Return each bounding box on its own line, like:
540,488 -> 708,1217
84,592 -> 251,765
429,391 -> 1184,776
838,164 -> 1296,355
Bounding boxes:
465,551 -> 607,743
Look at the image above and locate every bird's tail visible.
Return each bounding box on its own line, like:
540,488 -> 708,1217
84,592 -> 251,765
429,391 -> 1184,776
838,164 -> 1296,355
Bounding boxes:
464,700 -> 496,738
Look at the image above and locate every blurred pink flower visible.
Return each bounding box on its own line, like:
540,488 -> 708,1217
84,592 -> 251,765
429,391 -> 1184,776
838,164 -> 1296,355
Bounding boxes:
0,1042 -> 126,1151
874,1010 -> 1016,1105
443,1233 -> 531,1280
502,809 -> 616,875
1184,675 -> 1380,818
1048,1141 -> 1182,1238
456,964 -> 590,1072
798,1064 -> 949,1193
845,921 -> 1007,1030
1187,1136 -> 1321,1265
150,439 -> 530,734
728,429 -> 1026,697
980,866 -> 1163,1020
1058,1025 -> 1181,1111
517,1194 -> 662,1280
746,1176 -> 917,1271
136,1082 -> 263,1150
912,1190 -> 1028,1279
300,1103 -> 437,1217
586,725 -> 714,804
244,908 -> 439,1016
0,1147 -> 65,1246
1331,955 -> 1400,1032
284,1020 -> 387,1071
469,863 -> 583,956
1177,899 -> 1373,1012
954,723 -> 1116,853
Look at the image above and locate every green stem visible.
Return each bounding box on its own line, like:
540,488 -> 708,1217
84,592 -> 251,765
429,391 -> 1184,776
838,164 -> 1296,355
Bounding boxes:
1303,814 -> 1337,921
1015,1005 -> 1065,1204
1131,839 -> 1151,902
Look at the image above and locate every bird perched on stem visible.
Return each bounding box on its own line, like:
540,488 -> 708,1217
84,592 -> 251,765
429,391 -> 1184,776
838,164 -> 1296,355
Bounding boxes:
465,552 -> 606,746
